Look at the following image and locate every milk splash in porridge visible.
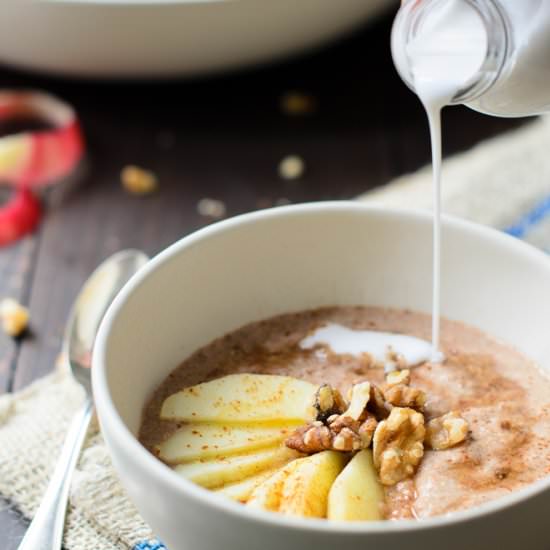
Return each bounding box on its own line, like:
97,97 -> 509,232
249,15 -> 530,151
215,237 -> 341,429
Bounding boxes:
300,323 -> 434,371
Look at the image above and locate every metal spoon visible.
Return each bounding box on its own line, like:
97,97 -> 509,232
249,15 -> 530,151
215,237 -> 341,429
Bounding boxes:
17,249 -> 149,550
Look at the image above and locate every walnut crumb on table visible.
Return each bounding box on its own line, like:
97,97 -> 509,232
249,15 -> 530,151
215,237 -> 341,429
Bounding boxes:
121,165 -> 158,195
278,155 -> 305,180
279,91 -> 318,116
0,298 -> 29,337
196,198 -> 226,219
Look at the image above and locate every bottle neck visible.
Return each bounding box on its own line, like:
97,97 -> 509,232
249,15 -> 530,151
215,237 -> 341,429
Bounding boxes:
392,0 -> 510,105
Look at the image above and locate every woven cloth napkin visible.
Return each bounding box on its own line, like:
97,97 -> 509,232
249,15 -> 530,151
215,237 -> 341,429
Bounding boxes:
2,115 -> 550,550
358,115 -> 550,250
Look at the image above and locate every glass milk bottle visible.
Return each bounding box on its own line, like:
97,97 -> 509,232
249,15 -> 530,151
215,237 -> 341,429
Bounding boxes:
391,0 -> 550,117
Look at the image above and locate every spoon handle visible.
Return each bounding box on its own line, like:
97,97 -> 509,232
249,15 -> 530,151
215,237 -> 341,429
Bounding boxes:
17,397 -> 94,550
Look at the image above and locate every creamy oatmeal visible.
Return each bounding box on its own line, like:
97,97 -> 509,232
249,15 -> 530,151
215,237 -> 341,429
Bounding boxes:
139,306 -> 550,520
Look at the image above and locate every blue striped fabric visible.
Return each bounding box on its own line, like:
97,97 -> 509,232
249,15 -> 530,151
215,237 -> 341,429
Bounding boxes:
504,194 -> 550,239
132,540 -> 167,550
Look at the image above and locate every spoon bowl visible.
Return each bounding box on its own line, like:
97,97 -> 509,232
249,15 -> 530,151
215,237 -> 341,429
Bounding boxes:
64,250 -> 150,394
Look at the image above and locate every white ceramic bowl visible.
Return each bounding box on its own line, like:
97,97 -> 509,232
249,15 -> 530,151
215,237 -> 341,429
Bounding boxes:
0,0 -> 396,78
93,202 -> 550,550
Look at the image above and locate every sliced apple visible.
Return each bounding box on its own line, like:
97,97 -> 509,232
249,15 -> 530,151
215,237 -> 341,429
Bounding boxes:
278,450 -> 347,518
174,446 -> 300,488
160,374 -> 317,424
156,424 -> 295,464
247,451 -> 347,518
247,459 -> 303,512
215,467 -> 288,503
327,449 -> 385,521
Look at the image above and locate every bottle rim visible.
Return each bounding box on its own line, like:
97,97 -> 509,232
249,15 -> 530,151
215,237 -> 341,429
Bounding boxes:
391,0 -> 510,105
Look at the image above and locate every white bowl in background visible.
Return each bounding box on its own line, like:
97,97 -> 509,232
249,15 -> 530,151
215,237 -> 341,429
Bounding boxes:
93,202 -> 550,550
0,0 -> 396,78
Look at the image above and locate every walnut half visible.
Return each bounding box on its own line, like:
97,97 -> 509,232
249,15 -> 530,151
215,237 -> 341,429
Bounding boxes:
373,407 -> 425,486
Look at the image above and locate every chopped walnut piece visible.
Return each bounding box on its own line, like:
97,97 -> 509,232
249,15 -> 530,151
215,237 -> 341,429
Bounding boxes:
357,414 -> 378,447
280,91 -> 318,116
315,384 -> 334,415
303,422 -> 331,449
383,384 -> 426,411
425,411 -> 469,450
121,165 -> 158,195
368,384 -> 392,419
373,407 -> 425,485
197,198 -> 227,219
285,421 -> 332,453
0,298 -> 29,337
342,381 -> 371,420
332,427 -> 363,451
381,369 -> 426,411
385,369 -> 411,387
328,413 -> 377,449
327,414 -> 359,433
278,155 -> 305,180
384,348 -> 408,372
310,384 -> 346,422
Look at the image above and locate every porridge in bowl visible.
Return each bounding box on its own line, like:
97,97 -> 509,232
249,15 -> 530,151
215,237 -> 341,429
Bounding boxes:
139,306 -> 550,521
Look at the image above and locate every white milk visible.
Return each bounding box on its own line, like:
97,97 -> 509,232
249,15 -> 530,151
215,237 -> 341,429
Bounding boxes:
392,0 -> 550,357
300,323 -> 435,371
388,0 -> 550,363
392,0 -> 488,358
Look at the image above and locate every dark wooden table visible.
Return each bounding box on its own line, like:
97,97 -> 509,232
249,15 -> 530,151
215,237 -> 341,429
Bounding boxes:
0,13 -> 523,546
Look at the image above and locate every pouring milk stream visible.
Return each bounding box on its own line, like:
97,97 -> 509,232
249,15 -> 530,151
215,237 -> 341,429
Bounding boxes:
298,0 -> 550,369
390,0 -> 550,360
